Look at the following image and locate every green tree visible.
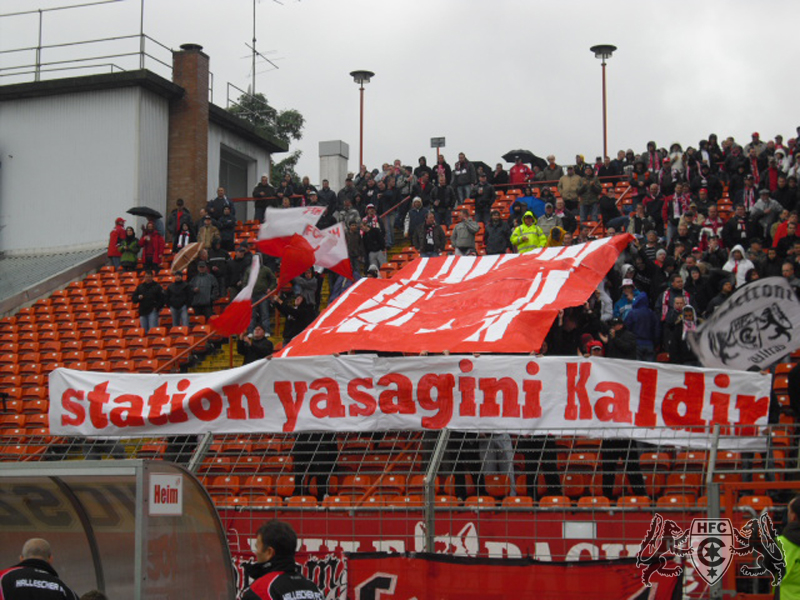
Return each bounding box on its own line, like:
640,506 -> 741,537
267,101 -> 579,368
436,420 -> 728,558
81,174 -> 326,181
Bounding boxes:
228,92 -> 305,183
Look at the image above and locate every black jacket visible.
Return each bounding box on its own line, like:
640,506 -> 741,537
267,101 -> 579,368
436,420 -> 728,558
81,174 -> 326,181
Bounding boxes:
132,281 -> 165,316
242,557 -> 322,600
166,280 -> 192,309
0,559 -> 79,600
276,300 -> 317,343
237,336 -> 274,364
605,327 -> 637,360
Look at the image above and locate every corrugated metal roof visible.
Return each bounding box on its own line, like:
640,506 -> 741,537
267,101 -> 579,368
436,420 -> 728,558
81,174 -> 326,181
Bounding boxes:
0,247 -> 104,303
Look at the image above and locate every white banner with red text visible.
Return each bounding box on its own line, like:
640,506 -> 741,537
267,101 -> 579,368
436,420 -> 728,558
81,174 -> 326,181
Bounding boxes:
48,355 -> 771,449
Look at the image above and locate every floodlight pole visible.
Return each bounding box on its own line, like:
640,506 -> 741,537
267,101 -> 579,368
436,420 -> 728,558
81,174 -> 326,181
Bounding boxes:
590,44 -> 617,160
350,70 -> 375,169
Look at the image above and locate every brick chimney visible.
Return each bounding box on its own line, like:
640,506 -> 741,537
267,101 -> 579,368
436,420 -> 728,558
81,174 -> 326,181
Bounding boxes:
167,43 -> 210,222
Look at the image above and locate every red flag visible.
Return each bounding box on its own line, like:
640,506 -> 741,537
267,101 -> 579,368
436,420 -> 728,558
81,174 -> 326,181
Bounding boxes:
256,206 -> 327,256
311,222 -> 352,279
209,254 -> 260,337
277,234 -> 316,290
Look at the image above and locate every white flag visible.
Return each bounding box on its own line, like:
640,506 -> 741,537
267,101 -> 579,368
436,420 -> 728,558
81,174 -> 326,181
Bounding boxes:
688,277 -> 800,370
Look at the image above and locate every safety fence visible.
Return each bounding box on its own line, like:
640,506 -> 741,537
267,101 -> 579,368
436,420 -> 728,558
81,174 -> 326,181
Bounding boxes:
2,425 -> 796,597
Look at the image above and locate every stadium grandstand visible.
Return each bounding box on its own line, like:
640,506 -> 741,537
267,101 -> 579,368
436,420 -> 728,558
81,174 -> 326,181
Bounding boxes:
2,13 -> 800,600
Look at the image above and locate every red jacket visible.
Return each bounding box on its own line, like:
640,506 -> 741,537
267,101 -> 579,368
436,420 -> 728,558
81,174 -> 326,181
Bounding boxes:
509,164 -> 533,185
108,225 -> 126,257
139,230 -> 165,264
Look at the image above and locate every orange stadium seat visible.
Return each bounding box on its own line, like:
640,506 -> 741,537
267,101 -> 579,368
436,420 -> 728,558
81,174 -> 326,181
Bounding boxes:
578,496 -> 611,508
617,496 -> 651,507
286,496 -> 318,508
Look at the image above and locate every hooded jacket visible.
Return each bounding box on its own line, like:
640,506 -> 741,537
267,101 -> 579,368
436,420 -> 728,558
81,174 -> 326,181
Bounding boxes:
510,212 -> 547,253
722,244 -> 755,288
624,293 -> 660,347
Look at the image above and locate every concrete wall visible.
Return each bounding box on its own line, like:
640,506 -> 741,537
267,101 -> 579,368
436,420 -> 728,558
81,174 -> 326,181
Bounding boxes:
208,120 -> 271,222
0,86 -> 168,253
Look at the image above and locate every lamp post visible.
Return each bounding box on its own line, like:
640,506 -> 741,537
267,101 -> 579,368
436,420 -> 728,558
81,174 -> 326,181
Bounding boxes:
589,45 -> 616,160
350,70 -> 375,169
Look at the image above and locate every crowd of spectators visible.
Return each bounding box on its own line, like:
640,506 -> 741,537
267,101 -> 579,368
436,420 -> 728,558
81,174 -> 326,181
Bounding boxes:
107,129 -> 800,368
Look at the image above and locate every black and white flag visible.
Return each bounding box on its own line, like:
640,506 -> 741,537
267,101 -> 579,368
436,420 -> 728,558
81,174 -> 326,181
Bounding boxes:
688,277 -> 800,370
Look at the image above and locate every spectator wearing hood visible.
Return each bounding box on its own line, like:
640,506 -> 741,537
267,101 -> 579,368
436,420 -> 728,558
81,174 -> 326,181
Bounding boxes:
624,293 -> 660,362
404,197 -> 427,238
683,266 -> 712,315
723,244 -> 754,288
510,211 -> 547,253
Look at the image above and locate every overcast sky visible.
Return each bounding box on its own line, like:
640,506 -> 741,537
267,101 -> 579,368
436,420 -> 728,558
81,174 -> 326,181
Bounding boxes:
2,0 -> 799,185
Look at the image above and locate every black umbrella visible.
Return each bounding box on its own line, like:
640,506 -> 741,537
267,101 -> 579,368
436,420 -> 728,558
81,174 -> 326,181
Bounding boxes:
471,161 -> 492,178
502,149 -> 547,171
127,206 -> 163,220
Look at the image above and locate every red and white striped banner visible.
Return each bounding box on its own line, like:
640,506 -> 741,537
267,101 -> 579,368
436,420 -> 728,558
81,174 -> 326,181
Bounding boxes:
281,235 -> 633,356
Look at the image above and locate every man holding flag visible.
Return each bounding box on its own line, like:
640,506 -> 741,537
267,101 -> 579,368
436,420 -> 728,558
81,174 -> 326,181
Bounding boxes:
209,206 -> 353,340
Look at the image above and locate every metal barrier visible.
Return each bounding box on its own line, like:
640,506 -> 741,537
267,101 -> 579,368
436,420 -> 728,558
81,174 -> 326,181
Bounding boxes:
1,423 -> 795,597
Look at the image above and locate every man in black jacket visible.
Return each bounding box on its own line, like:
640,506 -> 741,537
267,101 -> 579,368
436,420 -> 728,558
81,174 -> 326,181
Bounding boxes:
132,269 -> 165,333
252,174 -> 275,223
600,317 -> 637,360
0,538 -> 79,600
237,325 -> 273,364
166,271 -> 192,328
242,521 -> 323,600
484,210 -> 511,254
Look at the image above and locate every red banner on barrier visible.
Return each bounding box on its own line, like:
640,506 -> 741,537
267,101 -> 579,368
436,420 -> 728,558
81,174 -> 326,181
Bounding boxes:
220,510 -> 706,598
348,552 -> 681,600
280,235 -> 633,356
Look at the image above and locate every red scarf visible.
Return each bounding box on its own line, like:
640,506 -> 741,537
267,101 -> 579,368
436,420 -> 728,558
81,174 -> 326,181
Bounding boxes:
750,158 -> 760,184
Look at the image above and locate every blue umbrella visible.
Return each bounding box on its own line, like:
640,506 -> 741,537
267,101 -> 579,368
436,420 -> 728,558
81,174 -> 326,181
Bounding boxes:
515,195 -> 546,218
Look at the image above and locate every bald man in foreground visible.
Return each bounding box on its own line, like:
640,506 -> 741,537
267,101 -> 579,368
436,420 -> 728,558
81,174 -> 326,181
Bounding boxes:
0,539 -> 79,600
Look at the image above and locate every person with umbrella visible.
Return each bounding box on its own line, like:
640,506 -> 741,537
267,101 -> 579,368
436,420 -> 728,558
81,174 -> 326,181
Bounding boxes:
138,221 -> 166,272
509,157 -> 532,191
